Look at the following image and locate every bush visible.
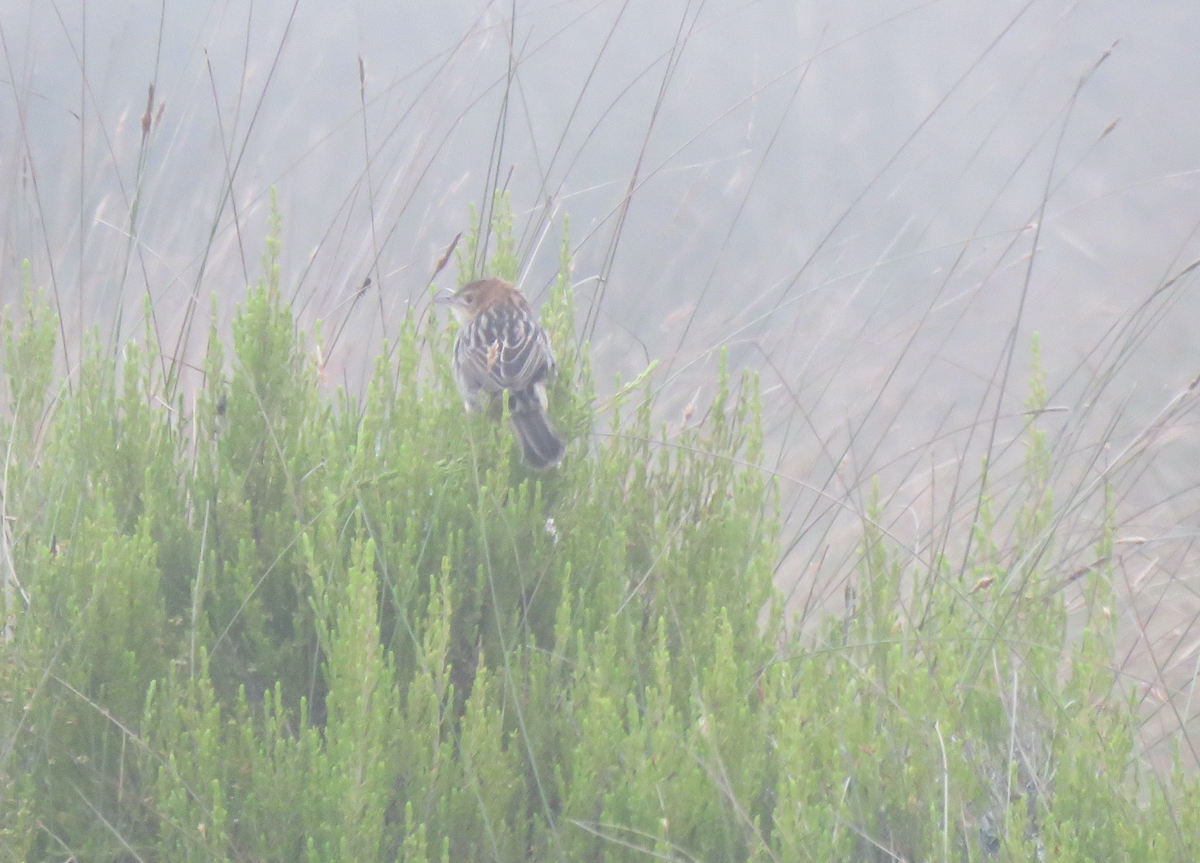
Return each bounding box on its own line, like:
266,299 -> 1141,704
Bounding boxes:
1,206 -> 1197,862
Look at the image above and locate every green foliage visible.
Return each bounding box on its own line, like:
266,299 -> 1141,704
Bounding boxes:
2,266 -> 58,462
1,205 -> 1198,863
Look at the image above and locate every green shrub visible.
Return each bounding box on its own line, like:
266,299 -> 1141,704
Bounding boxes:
1,204 -> 1197,862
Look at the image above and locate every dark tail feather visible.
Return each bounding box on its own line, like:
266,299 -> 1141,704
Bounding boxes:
509,392 -> 566,470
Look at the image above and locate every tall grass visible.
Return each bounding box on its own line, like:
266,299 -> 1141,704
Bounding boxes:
2,203 -> 1198,861
5,5 -> 1200,860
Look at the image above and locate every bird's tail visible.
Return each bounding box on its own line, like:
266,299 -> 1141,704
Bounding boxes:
509,387 -> 566,470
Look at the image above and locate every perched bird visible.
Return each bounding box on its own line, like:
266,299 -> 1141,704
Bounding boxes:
441,277 -> 566,469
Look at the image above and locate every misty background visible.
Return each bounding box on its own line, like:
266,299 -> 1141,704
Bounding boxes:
3,0 -> 1199,755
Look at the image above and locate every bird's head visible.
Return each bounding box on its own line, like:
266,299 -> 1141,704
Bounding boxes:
437,278 -> 526,321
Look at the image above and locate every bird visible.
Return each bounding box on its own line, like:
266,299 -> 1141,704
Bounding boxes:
440,277 -> 566,469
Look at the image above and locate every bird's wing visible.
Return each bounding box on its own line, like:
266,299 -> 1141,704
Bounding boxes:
459,308 -> 553,392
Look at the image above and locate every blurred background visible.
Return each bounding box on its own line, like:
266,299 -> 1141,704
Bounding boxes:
3,0 -> 1199,759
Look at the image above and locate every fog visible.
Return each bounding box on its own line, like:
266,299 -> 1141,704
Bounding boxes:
4,0 -> 1200,746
